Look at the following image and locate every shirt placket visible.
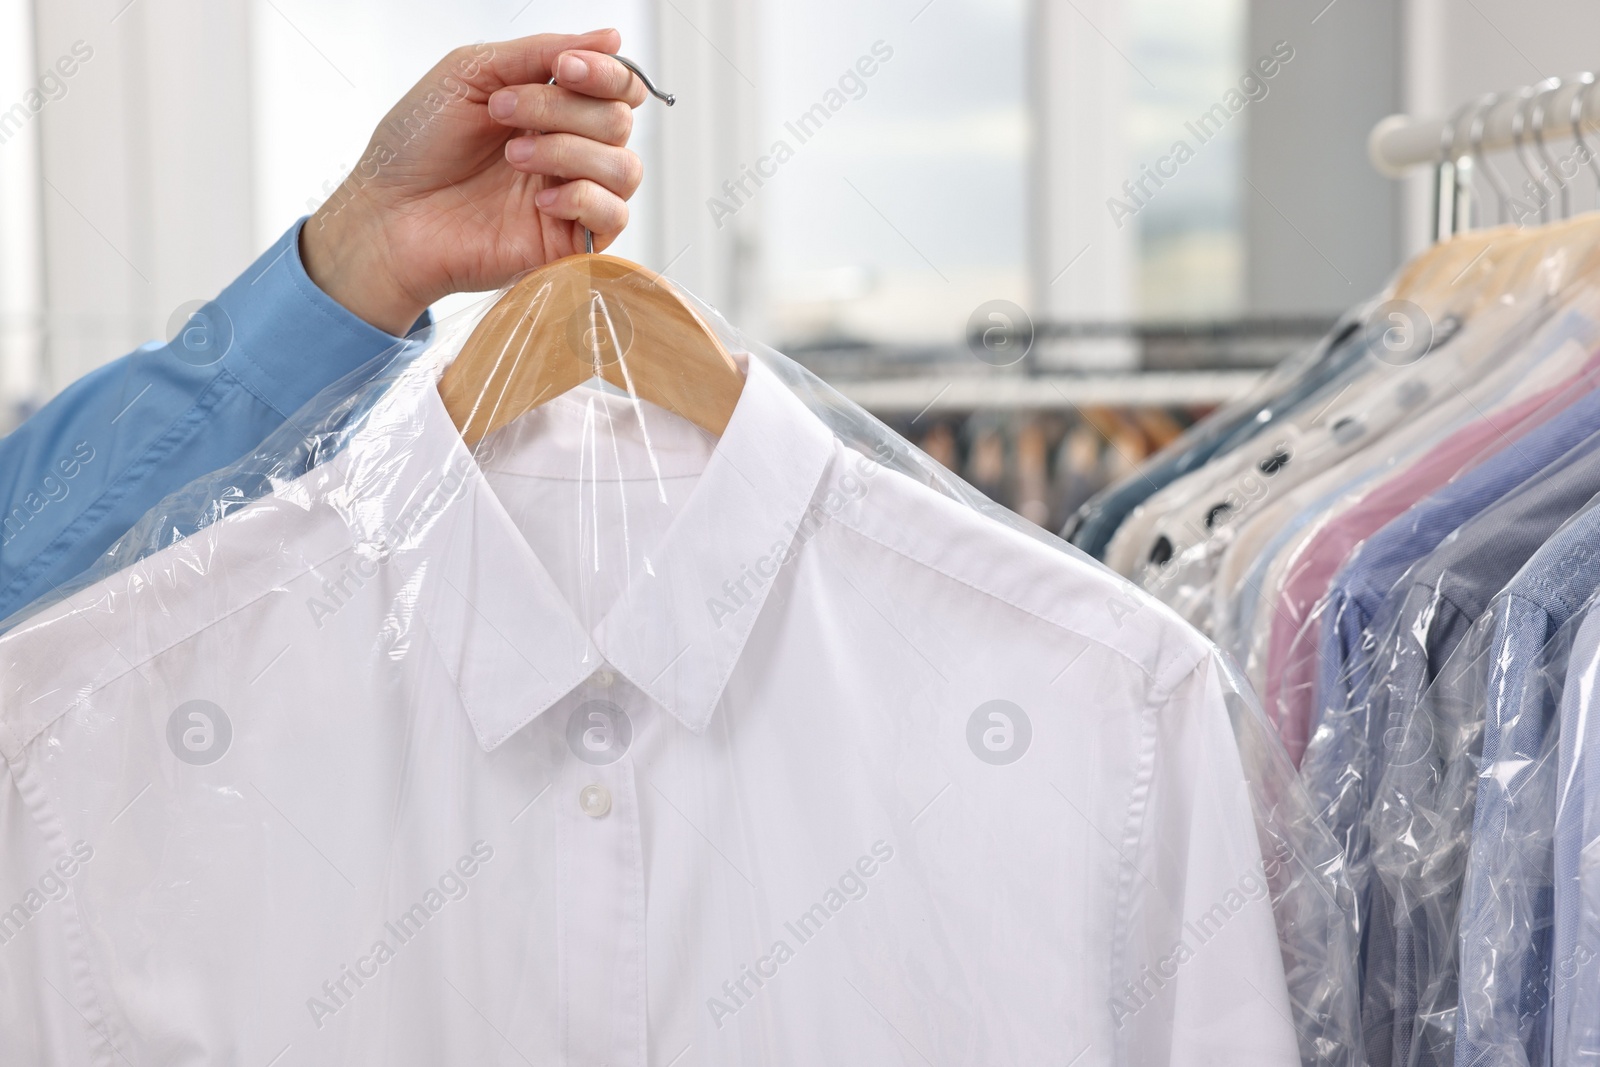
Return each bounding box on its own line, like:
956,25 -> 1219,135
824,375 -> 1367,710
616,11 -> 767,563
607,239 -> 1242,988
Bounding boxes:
556,668 -> 648,1067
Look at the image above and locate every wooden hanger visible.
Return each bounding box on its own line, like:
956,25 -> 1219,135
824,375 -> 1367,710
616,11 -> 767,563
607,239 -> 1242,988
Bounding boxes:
1393,226 -> 1512,302
438,58 -> 745,447
440,253 -> 744,446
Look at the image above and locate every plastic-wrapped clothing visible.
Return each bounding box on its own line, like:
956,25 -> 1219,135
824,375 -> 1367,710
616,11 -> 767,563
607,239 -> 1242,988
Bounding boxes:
1551,601 -> 1600,1065
1127,288 -> 1509,623
1305,432 -> 1600,1067
1265,342 -> 1600,748
1230,295 -> 1588,681
1103,314 -> 1397,579
1217,464 -> 1387,670
1365,607 -> 1497,1067
1131,220 -> 1600,621
1063,309 -> 1369,560
1256,314 -> 1600,763
1314,379 -> 1600,782
1451,500 -> 1600,1067
1153,290 -> 1571,726
1109,238 -> 1547,583
0,283 -> 1362,1066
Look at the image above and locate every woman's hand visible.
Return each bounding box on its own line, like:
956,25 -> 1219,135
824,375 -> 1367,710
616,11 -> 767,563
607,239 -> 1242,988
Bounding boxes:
301,29 -> 648,335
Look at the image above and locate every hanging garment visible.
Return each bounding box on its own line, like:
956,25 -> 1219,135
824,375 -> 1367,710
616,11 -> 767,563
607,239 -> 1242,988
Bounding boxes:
1550,602 -> 1600,1066
1294,419 -> 1600,1064
0,303 -> 1351,1066
1103,328 -> 1386,581
1166,272 -> 1576,644
1075,224 -> 1512,572
1104,226 -> 1529,585
1128,218 -> 1600,621
1064,308 -> 1369,559
1069,204 -> 1600,1065
1451,501 -> 1600,1067
1313,380 -> 1600,780
1315,439 -> 1600,1067
1251,304 -> 1600,762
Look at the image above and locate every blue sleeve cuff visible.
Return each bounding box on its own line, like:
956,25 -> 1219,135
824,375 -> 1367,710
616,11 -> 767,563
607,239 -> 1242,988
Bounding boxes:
216,216 -> 431,418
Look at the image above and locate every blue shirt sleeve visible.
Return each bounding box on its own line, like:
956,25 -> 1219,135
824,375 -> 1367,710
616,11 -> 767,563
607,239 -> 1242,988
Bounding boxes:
0,217 -> 428,623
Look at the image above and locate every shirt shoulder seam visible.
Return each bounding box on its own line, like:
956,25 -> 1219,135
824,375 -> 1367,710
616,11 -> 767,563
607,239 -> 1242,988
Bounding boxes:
831,502 -> 1205,695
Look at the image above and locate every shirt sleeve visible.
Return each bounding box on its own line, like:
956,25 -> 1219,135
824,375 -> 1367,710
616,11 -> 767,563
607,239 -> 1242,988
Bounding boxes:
1114,649 -> 1304,1067
0,217 -> 428,625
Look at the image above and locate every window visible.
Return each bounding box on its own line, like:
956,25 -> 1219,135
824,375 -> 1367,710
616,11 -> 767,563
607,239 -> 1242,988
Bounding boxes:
1126,0 -> 1244,319
757,0 -> 1029,349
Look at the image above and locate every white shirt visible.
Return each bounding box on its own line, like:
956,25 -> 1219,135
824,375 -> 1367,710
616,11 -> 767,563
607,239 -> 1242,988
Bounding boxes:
0,354 -> 1297,1066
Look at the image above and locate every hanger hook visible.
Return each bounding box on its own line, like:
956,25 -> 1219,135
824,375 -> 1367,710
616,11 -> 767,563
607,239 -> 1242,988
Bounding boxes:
1439,99 -> 1472,161
612,55 -> 676,106
1509,82 -> 1549,223
1470,91 -> 1516,223
1437,98 -> 1479,235
1571,72 -> 1600,208
563,55 -> 676,254
1528,76 -> 1567,219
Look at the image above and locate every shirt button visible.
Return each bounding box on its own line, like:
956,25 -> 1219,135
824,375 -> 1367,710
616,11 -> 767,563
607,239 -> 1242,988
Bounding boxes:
591,668 -> 614,688
579,783 -> 611,818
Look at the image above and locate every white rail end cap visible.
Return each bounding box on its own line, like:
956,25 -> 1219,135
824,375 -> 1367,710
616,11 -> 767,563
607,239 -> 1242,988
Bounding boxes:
1368,113 -> 1416,179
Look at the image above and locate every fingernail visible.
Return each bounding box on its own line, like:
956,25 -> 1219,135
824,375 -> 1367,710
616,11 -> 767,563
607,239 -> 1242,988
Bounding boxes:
488,90 -> 516,120
506,138 -> 535,164
559,53 -> 588,82
536,188 -> 559,208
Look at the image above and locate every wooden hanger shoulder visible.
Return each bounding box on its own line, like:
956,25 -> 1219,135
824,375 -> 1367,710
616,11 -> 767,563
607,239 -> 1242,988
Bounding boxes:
1462,213 -> 1600,311
439,254 -> 745,447
1395,226 -> 1531,304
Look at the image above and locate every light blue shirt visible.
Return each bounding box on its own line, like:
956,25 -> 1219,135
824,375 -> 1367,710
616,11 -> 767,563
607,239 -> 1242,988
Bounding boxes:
1550,598 -> 1600,1066
0,218 -> 424,625
1455,500 -> 1600,1067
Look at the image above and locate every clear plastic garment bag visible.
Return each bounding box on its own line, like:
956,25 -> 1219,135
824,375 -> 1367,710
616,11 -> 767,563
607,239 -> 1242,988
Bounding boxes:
0,260 -> 1360,1065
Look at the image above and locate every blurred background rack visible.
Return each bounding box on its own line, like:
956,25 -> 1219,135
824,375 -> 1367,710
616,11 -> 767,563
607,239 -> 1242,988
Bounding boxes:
4,0 -> 1600,522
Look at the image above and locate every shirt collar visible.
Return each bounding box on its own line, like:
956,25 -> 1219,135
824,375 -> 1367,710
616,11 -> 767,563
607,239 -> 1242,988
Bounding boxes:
413,355 -> 837,750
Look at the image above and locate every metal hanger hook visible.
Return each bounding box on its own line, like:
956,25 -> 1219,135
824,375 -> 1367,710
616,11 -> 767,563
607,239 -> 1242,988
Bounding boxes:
554,55 -> 676,254
1527,76 -> 1567,219
1571,72 -> 1600,208
1508,82 -> 1549,222
612,55 -> 676,107
1436,98 -> 1479,236
1470,91 -> 1517,223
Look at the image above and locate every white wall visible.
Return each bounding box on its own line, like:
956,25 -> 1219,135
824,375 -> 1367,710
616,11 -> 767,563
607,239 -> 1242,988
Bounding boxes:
0,0 -> 42,419
32,0 -> 256,393
1399,0 -> 1600,254
1242,0 -> 1403,316
1243,0 -> 1600,316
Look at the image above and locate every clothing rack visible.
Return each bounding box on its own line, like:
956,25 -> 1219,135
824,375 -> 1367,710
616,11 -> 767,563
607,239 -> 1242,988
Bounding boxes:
1368,76 -> 1600,239
1368,79 -> 1600,174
